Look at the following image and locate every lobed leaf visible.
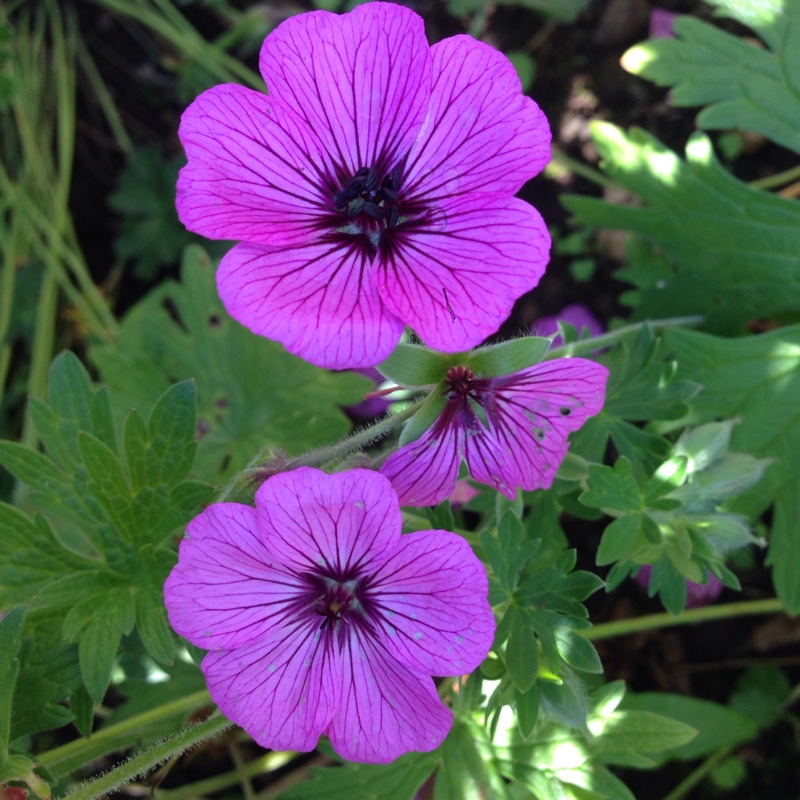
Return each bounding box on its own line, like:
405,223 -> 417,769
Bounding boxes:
666,324 -> 800,610
564,125 -> 800,334
622,1 -> 800,154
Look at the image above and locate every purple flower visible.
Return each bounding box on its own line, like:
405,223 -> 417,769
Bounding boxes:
380,358 -> 608,506
164,467 -> 494,763
176,2 -> 551,369
649,8 -> 679,39
534,303 -> 604,348
635,565 -> 724,608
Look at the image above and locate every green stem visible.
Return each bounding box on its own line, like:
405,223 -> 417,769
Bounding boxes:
154,751 -> 295,800
749,163 -> 800,190
583,597 -> 785,642
40,690 -> 211,780
217,398 -> 424,502
661,747 -> 732,800
59,713 -> 232,800
546,315 -> 704,360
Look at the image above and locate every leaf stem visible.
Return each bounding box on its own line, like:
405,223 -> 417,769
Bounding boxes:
216,398 -> 424,502
583,597 -> 785,641
40,690 -> 211,780
548,147 -> 621,190
661,746 -> 732,800
58,713 -> 232,800
749,163 -> 800,190
546,315 -> 705,359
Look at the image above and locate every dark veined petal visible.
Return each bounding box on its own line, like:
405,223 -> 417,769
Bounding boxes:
164,503 -> 306,650
202,616 -> 340,753
402,35 -> 551,203
465,358 -> 609,497
259,2 -> 431,177
375,194 -> 550,353
379,409 -> 465,507
368,530 -> 494,676
327,626 -> 452,763
176,85 -> 327,246
256,468 -> 402,577
216,240 -> 405,370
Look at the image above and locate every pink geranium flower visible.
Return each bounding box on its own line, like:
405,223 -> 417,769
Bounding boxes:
381,358 -> 608,506
164,467 -> 494,763
176,2 -> 551,369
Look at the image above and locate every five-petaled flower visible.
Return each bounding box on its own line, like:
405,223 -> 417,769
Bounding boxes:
164,467 -> 494,763
380,358 -> 609,506
177,2 -> 551,369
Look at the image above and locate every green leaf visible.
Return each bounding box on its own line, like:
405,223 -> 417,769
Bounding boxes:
435,721 -> 510,800
480,513 -> 540,598
621,693 -> 758,763
621,2 -> 800,154
570,326 -> 698,471
589,710 -> 697,765
377,343 -> 450,387
0,607 -> 25,748
136,580 -> 176,665
666,324 -> 800,609
581,459 -> 642,513
69,685 -> 95,738
564,125 -> 800,333
597,515 -> 649,565
64,589 -> 136,702
10,611 -> 82,739
90,246 -> 371,483
108,145 -> 195,279
505,606 -> 539,693
466,337 -> 551,378
278,748 -> 439,799
515,684 -> 541,739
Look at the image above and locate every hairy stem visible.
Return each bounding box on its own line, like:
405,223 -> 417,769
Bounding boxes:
59,713 -> 232,800
217,398 -> 424,503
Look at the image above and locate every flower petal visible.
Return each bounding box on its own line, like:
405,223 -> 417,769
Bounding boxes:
202,617 -> 340,753
259,3 -> 430,176
176,84 -> 326,246
376,194 -> 550,353
368,530 -> 494,676
466,359 -> 609,497
403,35 -> 551,203
256,468 -> 402,576
216,241 -> 404,370
327,627 -> 452,763
379,414 -> 463,507
164,503 -> 306,650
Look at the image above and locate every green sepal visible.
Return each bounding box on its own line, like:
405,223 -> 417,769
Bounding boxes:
398,391 -> 447,447
376,343 -> 451,387
466,336 -> 551,378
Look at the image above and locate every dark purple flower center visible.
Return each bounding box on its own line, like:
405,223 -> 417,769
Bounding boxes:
334,165 -> 402,230
312,577 -> 362,631
445,365 -> 476,397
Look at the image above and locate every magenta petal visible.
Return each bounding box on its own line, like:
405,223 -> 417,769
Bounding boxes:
176,85 -> 325,246
256,468 -> 402,576
369,530 -> 494,675
380,424 -> 462,507
216,241 -> 404,369
327,628 -> 452,763
164,504 -> 305,650
403,36 -> 551,202
259,3 -> 430,176
466,359 -> 609,496
376,195 -> 550,352
202,616 -> 340,753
